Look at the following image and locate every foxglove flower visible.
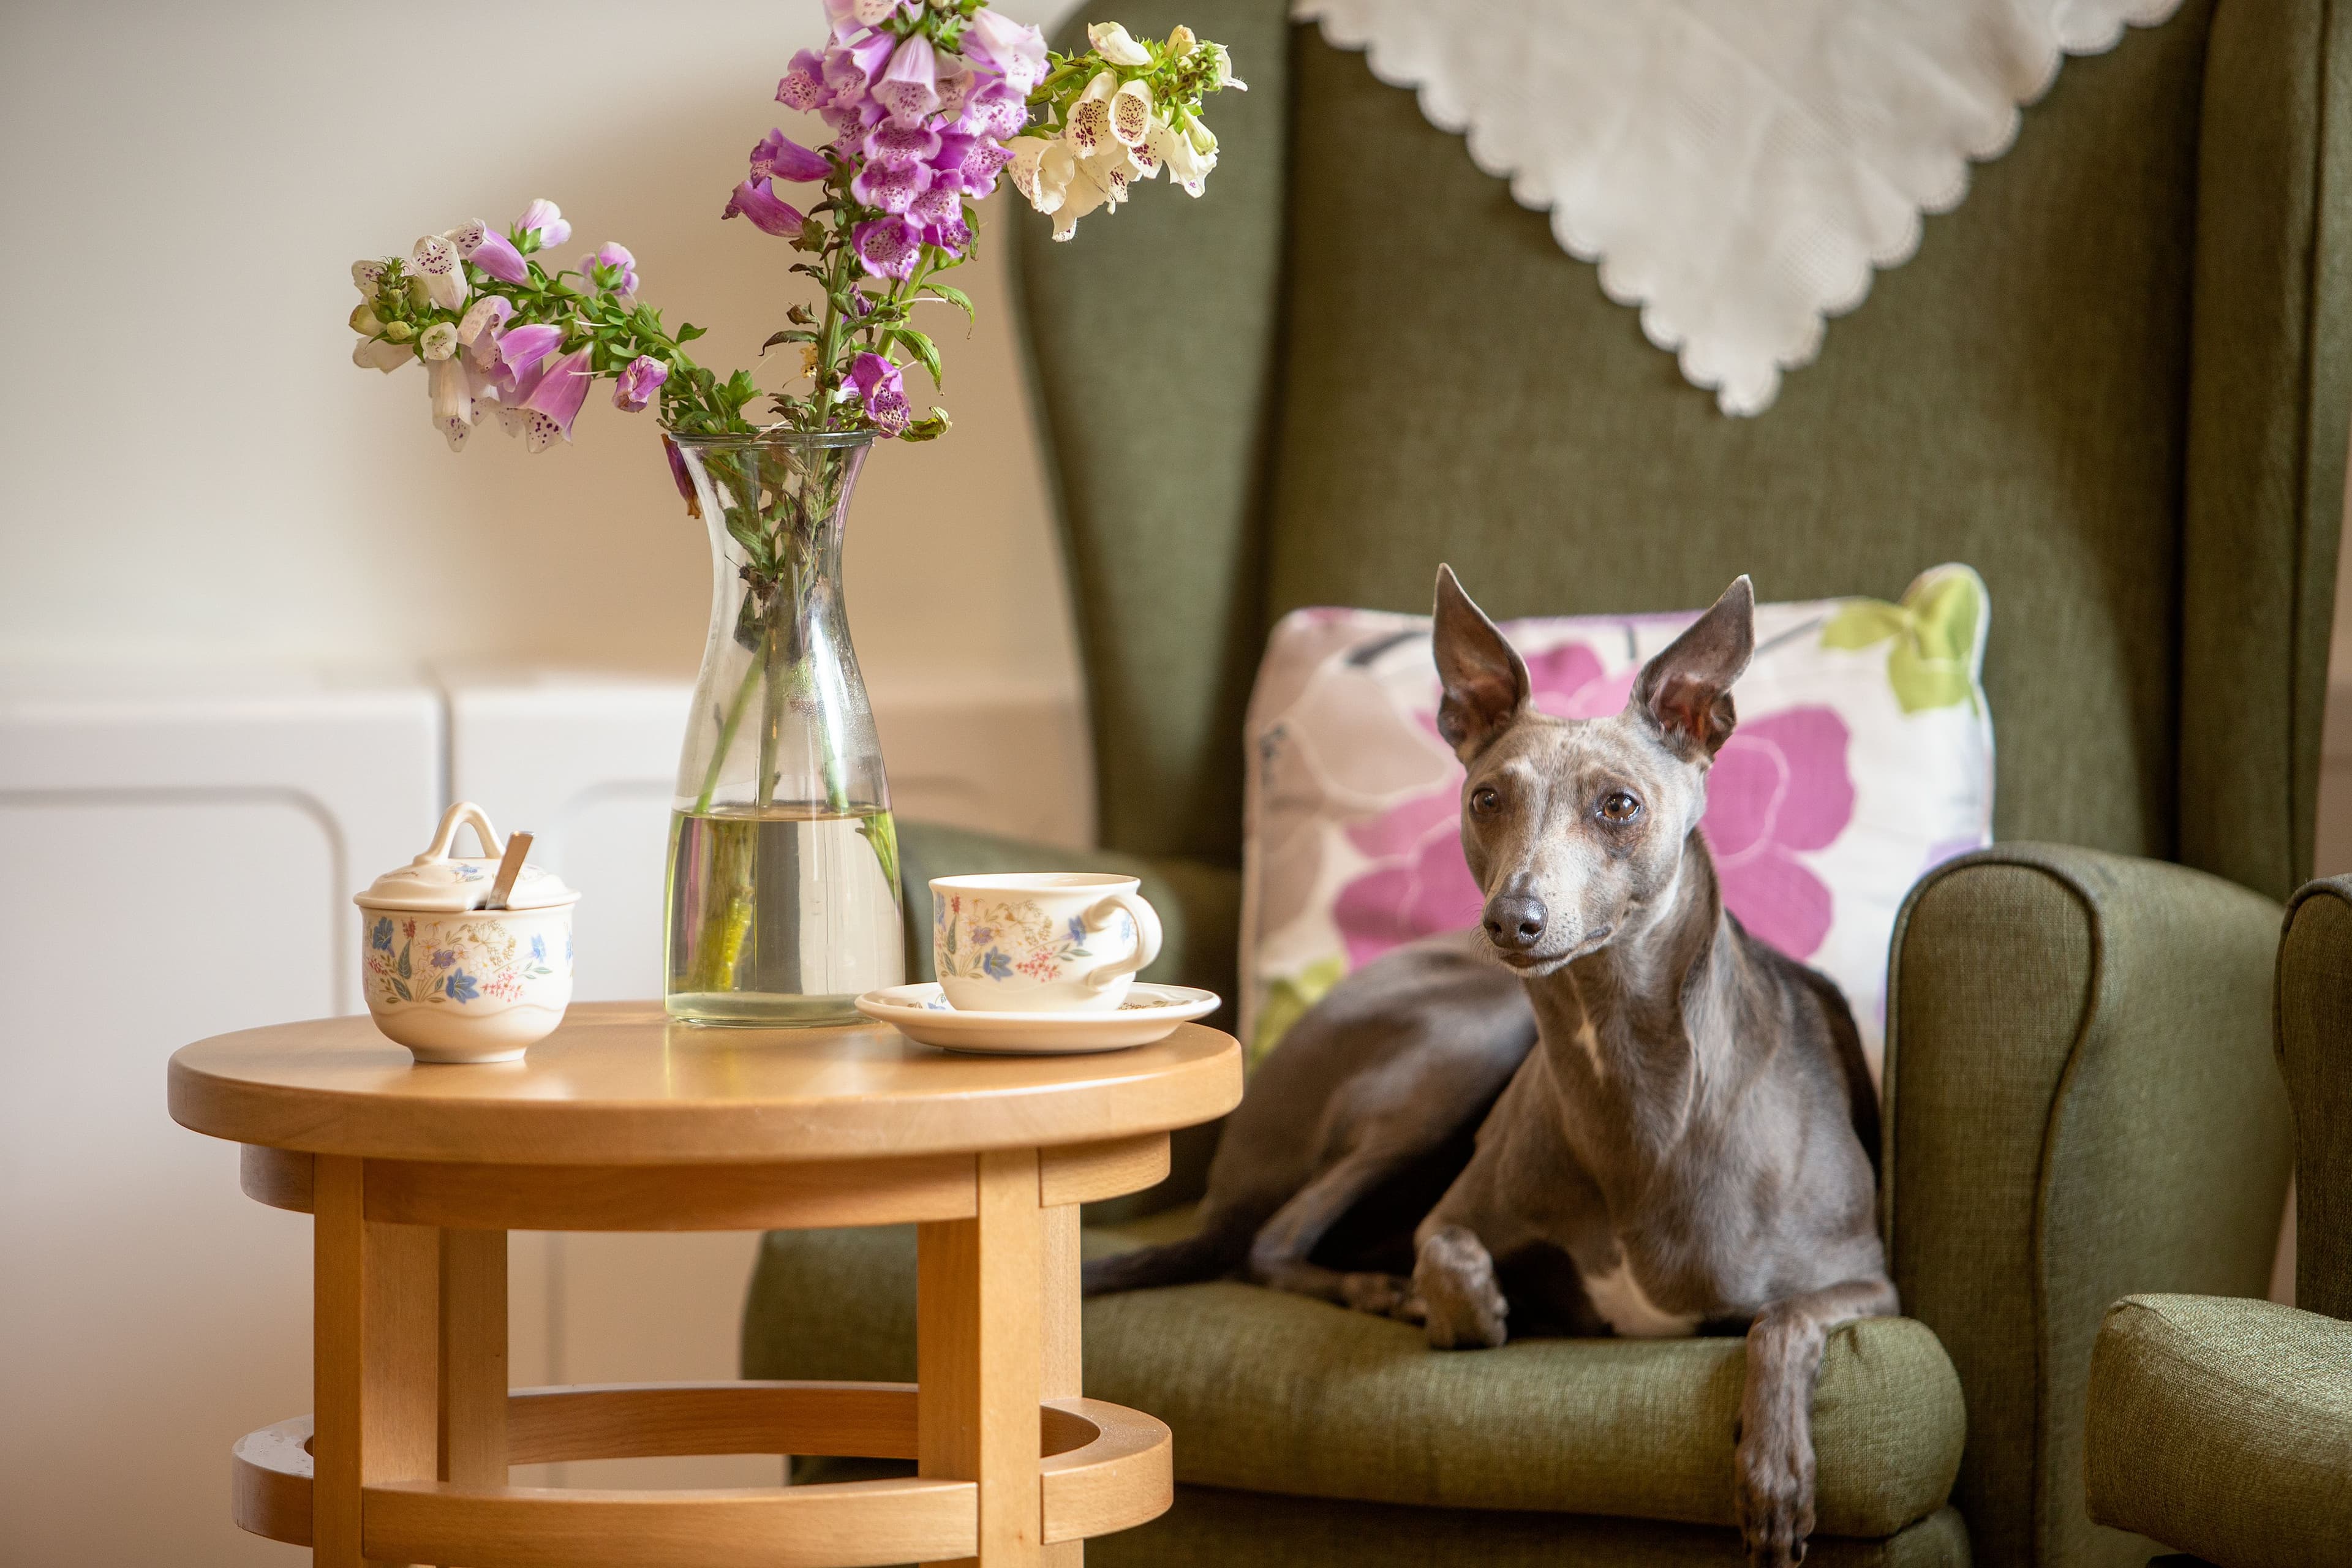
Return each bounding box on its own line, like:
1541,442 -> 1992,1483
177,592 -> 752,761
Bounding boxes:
612,355 -> 668,413
353,336 -> 412,373
410,235 -> 466,311
851,156 -> 929,215
965,9 -> 1049,92
1008,135 -> 1073,214
1085,21 -> 1154,67
865,120 -> 941,168
1110,80 -> 1153,149
723,177 -> 807,238
480,320 -> 564,391
910,184 -> 970,254
458,296 -> 513,360
874,32 -> 941,126
582,241 -> 639,300
752,128 -> 831,183
848,352 -> 911,435
467,229 -> 529,285
663,435 -> 701,517
959,81 -> 1028,143
515,198 -> 571,247
1065,77 -> 1117,161
419,322 -> 459,362
518,346 -> 594,453
352,259 -> 387,299
777,48 -> 827,112
852,215 -> 922,279
1150,110 -> 1217,196
427,355 -> 475,449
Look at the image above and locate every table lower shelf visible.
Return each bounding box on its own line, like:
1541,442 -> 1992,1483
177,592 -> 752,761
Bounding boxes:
233,1380 -> 1172,1568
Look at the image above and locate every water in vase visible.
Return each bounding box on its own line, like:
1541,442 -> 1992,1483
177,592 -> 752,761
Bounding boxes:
665,804 -> 904,1026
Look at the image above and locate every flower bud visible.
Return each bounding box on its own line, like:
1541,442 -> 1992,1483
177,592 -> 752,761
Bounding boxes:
349,302 -> 385,336
382,320 -> 416,343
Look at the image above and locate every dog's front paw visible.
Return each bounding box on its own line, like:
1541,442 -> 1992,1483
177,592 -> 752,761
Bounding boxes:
1414,1225 -> 1507,1349
1338,1271 -> 1416,1318
1733,1417 -> 1816,1568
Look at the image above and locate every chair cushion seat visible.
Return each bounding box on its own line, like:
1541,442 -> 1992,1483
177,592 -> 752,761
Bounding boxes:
2087,1294 -> 2352,1568
742,1213 -> 1966,1540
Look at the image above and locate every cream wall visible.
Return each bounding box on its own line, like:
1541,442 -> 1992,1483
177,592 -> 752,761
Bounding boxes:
0,0 -> 1084,700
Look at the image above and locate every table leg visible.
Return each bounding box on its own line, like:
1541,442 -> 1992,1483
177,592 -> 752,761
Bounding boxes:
1041,1203 -> 1084,1568
314,1156 -> 437,1568
437,1229 -> 508,1485
919,1148 -> 1044,1568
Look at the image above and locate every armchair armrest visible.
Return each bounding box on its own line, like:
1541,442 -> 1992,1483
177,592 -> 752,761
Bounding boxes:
1883,845 -> 2292,1568
893,820 -> 1242,1214
2277,876 -> 2352,1316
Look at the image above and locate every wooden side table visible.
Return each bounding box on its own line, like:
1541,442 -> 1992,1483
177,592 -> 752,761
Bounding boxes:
168,1001 -> 1242,1568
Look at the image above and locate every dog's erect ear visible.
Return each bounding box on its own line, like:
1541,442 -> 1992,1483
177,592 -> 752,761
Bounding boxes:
1632,576 -> 1755,760
1433,565 -> 1531,762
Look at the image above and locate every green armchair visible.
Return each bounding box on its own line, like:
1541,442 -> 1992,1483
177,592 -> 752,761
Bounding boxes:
2081,876 -> 2352,1568
746,3 -> 2348,1564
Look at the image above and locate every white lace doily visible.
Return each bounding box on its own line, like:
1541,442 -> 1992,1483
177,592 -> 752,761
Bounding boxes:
1294,0 -> 2183,415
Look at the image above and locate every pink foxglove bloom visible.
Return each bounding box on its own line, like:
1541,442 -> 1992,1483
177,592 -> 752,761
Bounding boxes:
467,230 -> 529,285
612,355 -> 668,413
851,156 -> 929,215
965,9 -> 1049,92
959,81 -> 1028,143
518,346 -> 594,453
910,184 -> 970,253
662,435 -> 700,516
410,235 -> 466,311
752,128 -> 832,183
848,352 -> 911,435
874,33 -> 941,126
427,356 -> 475,450
777,49 -> 827,112
852,214 -> 922,279
723,178 -> 808,238
480,320 -> 564,392
864,120 -> 941,168
582,242 -> 639,300
515,198 -> 571,247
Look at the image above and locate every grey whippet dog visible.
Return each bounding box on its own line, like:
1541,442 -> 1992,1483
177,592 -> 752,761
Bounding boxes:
1087,568 -> 1895,1567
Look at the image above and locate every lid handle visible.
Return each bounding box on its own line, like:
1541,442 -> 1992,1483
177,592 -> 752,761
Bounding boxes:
415,800 -> 503,865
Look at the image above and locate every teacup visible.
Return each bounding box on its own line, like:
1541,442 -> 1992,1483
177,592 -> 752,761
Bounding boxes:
931,873 -> 1163,1012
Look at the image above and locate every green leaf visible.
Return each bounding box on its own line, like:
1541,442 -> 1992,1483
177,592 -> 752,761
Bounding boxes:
858,809 -> 901,902
396,942 -> 412,981
676,322 -> 707,343
892,328 -> 943,387
1820,572 -> 1983,714
919,282 -> 975,321
390,978 -> 412,1002
899,409 -> 951,442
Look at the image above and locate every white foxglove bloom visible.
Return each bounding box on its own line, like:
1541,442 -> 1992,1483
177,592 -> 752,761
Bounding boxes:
1150,109 -> 1218,195
457,296 -> 513,363
1066,74 -> 1117,160
443,220 -> 488,258
1050,160 -> 1115,241
419,322 -> 459,362
352,260 -> 386,300
353,337 -> 412,373
1109,79 -> 1153,149
1008,135 -> 1075,215
1204,42 -> 1245,90
1166,24 -> 1197,56
410,235 -> 466,311
1086,21 -> 1153,67
427,355 -> 475,449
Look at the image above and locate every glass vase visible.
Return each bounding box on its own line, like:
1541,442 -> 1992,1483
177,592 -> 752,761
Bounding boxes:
663,431 -> 904,1027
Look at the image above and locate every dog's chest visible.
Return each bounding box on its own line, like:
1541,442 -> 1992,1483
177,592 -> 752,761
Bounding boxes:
1578,1254 -> 1702,1338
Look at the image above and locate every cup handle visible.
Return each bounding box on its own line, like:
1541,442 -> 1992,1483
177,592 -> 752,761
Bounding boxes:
1080,890 -> 1162,992
418,800 -> 503,864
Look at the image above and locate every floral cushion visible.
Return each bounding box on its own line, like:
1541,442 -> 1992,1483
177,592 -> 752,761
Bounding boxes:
1239,566 -> 1992,1078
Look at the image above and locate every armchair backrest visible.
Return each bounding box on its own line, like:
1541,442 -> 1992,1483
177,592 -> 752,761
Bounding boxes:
1014,0 -> 2348,903
2279,876 -> 2352,1319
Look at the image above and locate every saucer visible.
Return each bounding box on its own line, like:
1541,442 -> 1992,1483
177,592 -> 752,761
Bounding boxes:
854,982 -> 1220,1054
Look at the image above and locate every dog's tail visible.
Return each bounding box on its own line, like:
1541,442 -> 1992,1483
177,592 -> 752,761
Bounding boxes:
1082,1211 -> 1255,1296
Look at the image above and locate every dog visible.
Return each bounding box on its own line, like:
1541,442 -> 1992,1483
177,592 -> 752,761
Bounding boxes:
1086,567 -> 1895,1568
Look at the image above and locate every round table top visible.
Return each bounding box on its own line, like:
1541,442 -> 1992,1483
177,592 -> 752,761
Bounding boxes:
168,1003 -> 1243,1164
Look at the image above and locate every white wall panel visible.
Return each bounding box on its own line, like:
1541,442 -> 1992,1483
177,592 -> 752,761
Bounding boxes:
0,671 -> 441,1567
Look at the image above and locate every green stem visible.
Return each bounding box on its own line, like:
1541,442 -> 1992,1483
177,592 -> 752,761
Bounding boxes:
692,654 -> 763,815
757,593 -> 786,810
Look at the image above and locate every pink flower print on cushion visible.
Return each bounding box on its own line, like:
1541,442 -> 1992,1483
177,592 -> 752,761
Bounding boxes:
1700,707 -> 1855,960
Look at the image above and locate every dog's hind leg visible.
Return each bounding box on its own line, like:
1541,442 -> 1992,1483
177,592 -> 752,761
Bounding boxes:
1245,1147 -> 1426,1317
1734,1275 -> 1901,1568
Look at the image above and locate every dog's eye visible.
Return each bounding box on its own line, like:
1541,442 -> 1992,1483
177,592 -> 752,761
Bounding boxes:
1599,791 -> 1642,823
1471,786 -> 1500,816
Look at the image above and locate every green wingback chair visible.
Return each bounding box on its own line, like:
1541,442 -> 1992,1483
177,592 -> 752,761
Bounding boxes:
745,2 -> 2350,1564
2081,875 -> 2352,1568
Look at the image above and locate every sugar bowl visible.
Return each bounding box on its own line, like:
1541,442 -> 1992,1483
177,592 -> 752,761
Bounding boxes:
354,801 -> 579,1063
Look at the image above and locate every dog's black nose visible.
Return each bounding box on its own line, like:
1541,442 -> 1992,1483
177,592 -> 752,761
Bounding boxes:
1483,893 -> 1547,951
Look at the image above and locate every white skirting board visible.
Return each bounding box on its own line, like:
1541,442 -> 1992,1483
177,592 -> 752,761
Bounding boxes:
0,665 -> 1093,1558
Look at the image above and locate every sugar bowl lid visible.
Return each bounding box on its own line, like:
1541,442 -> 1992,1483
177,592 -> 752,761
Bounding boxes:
353,801 -> 579,913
